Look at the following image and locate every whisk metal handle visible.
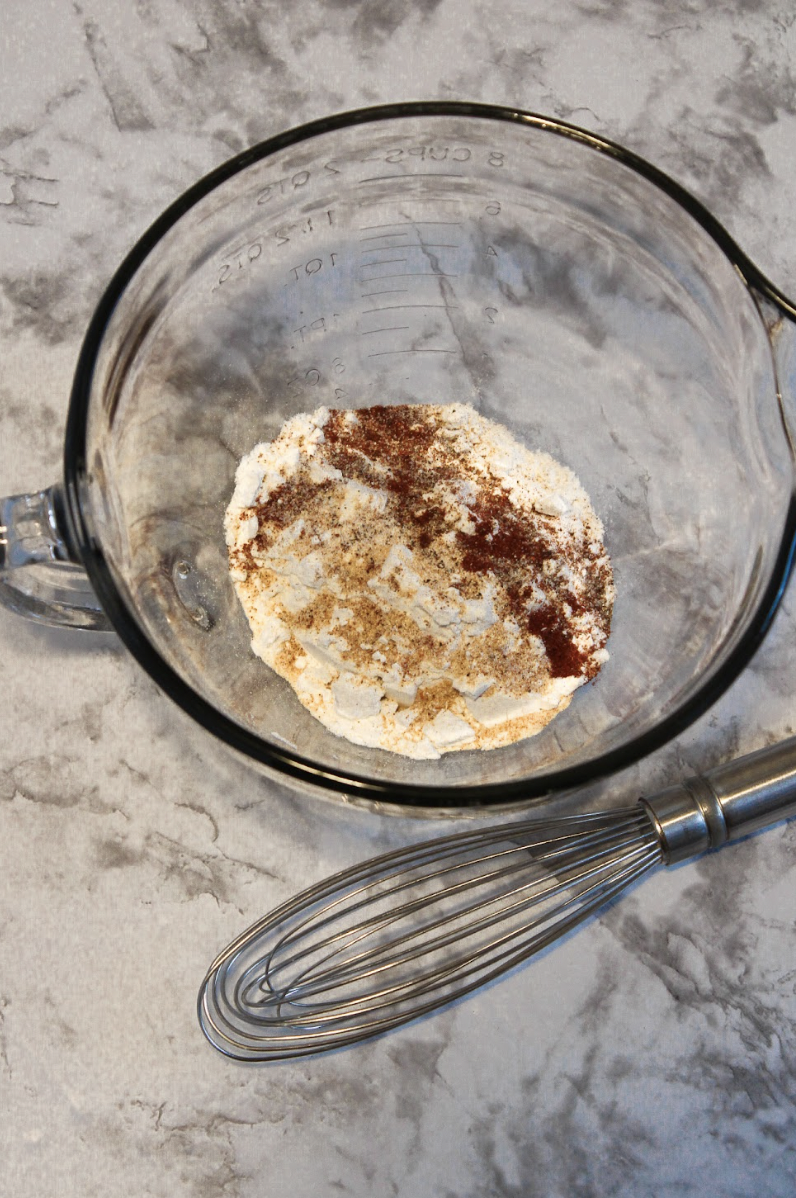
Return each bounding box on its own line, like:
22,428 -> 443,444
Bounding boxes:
642,735 -> 796,864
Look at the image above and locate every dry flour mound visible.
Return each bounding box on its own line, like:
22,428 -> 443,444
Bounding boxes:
225,403 -> 614,759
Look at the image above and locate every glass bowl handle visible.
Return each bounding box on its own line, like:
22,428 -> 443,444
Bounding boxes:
0,484 -> 111,630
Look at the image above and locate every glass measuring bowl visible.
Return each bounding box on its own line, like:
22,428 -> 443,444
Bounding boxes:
2,103 -> 796,811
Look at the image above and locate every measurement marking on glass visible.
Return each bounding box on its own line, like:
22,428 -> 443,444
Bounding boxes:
360,325 -> 412,336
360,288 -> 411,298
357,197 -> 466,207
358,220 -> 462,229
356,272 -> 459,281
360,243 -> 411,252
358,173 -> 466,184
359,232 -> 412,241
367,348 -> 457,358
360,259 -> 409,268
361,304 -> 460,314
362,242 -> 460,253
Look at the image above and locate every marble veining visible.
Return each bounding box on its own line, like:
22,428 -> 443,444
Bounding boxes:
2,1 -> 796,1195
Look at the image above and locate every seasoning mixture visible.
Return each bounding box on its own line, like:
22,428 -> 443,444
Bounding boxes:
225,403 -> 614,759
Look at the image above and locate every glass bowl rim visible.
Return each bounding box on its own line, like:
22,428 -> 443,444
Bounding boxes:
62,100 -> 796,809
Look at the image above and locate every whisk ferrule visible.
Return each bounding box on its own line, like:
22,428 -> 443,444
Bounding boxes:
642,736 -> 796,863
641,778 -> 728,864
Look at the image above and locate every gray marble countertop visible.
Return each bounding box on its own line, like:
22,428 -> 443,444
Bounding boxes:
2,2 -> 796,1195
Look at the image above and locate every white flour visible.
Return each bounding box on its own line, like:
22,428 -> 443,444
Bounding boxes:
225,403 -> 613,759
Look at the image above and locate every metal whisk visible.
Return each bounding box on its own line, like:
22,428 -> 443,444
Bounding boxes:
198,737 -> 796,1061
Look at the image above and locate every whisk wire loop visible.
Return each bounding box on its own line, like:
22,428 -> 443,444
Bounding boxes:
199,806 -> 662,1059
262,821 -> 657,1002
